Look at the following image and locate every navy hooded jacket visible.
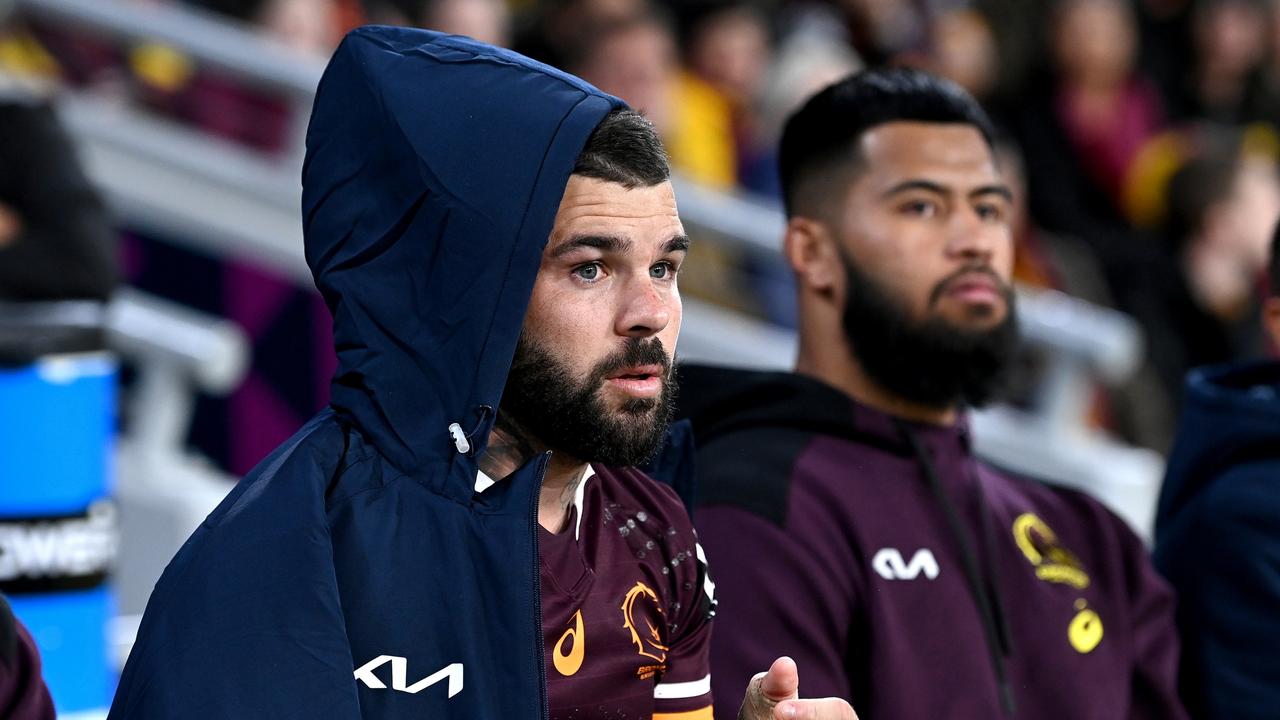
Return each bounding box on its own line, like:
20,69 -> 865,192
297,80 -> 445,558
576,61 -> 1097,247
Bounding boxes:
1155,360 -> 1280,720
109,27 -> 624,719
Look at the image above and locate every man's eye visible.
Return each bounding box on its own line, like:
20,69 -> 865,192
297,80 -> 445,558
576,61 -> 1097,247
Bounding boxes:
573,263 -> 601,281
976,203 -> 1005,222
650,262 -> 675,279
903,200 -> 937,217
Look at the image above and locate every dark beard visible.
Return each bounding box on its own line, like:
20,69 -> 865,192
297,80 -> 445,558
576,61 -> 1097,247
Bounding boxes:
499,336 -> 676,467
841,255 -> 1019,409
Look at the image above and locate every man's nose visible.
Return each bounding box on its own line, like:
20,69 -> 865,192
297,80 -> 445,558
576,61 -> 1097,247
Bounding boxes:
616,276 -> 671,338
946,207 -> 999,263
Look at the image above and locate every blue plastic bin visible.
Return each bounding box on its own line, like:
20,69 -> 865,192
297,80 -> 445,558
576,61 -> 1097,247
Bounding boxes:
0,304 -> 117,714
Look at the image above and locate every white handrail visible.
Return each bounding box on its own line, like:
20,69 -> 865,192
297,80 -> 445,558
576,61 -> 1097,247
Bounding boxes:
17,0 -> 325,93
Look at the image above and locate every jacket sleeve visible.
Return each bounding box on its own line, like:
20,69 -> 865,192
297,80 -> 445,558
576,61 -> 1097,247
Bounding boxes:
1123,538 -> 1189,720
1159,468 -> 1280,720
0,596 -> 55,720
108,428 -> 363,719
695,505 -> 861,720
0,101 -> 117,301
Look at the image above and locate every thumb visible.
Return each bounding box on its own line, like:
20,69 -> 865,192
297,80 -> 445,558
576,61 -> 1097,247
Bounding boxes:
760,656 -> 799,702
774,698 -> 860,720
739,657 -> 801,720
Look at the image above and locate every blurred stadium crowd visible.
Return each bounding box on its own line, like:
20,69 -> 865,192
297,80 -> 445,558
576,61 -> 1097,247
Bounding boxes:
3,0 -> 1280,463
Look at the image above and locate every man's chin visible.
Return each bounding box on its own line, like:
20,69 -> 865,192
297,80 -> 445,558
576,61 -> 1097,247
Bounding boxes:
932,304 -> 1009,333
610,399 -> 661,422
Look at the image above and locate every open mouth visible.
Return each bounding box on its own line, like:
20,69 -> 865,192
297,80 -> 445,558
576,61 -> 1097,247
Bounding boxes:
605,364 -> 664,397
608,364 -> 663,381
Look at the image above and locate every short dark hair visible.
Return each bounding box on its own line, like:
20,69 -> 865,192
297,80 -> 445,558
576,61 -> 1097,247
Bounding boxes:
1164,152 -> 1239,255
573,108 -> 670,188
779,68 -> 997,217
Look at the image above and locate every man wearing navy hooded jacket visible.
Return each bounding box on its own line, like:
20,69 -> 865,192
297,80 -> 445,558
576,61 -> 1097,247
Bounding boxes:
108,26 -> 855,720
1154,225 -> 1280,719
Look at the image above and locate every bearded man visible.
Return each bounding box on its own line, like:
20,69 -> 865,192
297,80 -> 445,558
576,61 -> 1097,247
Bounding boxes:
677,69 -> 1188,719
109,26 -> 854,720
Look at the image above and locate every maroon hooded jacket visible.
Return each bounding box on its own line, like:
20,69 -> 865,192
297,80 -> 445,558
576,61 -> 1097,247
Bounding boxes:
0,596 -> 54,720
679,366 -> 1186,720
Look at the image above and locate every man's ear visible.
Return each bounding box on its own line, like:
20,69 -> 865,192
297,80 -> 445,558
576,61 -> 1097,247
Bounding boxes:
784,217 -> 842,295
1264,296 -> 1280,352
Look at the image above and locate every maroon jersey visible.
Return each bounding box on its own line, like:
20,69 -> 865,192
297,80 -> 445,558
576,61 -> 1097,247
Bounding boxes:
539,465 -> 715,720
0,597 -> 55,720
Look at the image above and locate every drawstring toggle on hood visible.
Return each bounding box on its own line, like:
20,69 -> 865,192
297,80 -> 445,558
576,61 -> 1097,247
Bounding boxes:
449,405 -> 495,456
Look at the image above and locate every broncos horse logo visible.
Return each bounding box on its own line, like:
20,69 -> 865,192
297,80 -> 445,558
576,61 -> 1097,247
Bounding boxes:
620,581 -> 669,663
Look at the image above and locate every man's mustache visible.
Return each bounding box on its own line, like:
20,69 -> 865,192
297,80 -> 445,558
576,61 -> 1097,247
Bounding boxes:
591,338 -> 671,382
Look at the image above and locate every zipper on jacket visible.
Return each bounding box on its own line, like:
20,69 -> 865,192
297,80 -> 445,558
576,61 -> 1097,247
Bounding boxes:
897,422 -> 1016,718
531,451 -> 551,720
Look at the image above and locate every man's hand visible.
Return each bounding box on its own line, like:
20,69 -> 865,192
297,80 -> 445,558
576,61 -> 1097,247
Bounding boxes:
738,657 -> 858,720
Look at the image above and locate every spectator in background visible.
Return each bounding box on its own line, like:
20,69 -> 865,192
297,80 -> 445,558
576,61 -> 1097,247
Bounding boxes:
973,0 -> 1051,111
997,138 -> 1177,450
1010,0 -> 1177,380
514,0 -> 647,71
1154,222 -> 1280,720
574,10 -> 773,319
363,0 -> 511,47
1146,133 -> 1280,405
1018,0 -> 1165,234
753,3 -> 861,200
927,7 -> 998,106
1263,0 -> 1280,118
1168,0 -> 1277,124
838,0 -> 928,67
683,1 -> 770,116
1133,0 -> 1195,114
157,0 -> 342,154
0,81 -> 116,301
202,0 -> 340,53
0,595 -> 53,720
682,1 -> 774,193
574,9 -> 737,189
679,68 -> 1187,720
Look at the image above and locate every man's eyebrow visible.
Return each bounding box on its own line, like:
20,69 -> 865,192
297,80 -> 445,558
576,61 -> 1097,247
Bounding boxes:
882,179 -> 949,199
970,184 -> 1014,203
550,234 -> 633,258
663,235 -> 690,254
882,179 -> 1014,203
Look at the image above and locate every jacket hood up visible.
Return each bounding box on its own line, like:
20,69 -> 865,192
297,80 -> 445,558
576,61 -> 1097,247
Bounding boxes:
303,26 -> 623,497
1156,359 -> 1280,526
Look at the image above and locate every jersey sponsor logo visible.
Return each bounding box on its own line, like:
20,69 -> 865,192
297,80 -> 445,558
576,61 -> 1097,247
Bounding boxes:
1068,600 -> 1104,654
1012,513 -> 1091,589
553,609 -> 586,677
621,581 -> 669,679
872,548 -> 939,580
0,501 -> 118,594
353,656 -> 463,698
1012,514 -> 1105,653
